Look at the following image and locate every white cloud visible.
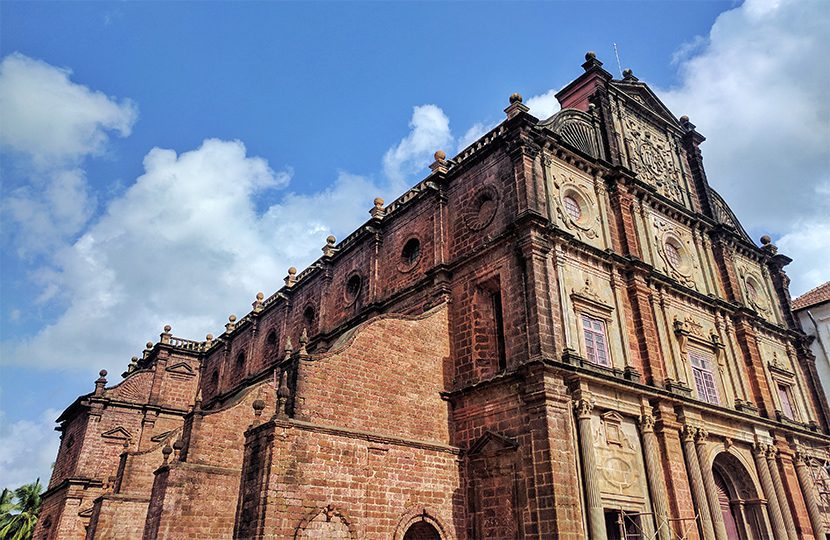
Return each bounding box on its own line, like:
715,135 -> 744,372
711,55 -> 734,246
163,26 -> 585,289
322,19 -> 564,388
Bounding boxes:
659,0 -> 830,295
0,408 -> 60,490
0,53 -> 137,166
382,104 -> 452,188
0,53 -> 137,256
526,88 -> 561,119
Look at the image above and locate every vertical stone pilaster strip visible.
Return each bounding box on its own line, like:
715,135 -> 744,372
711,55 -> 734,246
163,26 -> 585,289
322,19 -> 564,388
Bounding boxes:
794,450 -> 827,538
693,429 -> 729,540
681,425 -> 716,540
639,414 -> 671,540
766,446 -> 798,540
754,442 -> 789,540
574,398 -> 607,539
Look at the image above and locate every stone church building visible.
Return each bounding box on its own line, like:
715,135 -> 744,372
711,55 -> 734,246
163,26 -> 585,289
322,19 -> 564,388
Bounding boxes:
35,53 -> 830,539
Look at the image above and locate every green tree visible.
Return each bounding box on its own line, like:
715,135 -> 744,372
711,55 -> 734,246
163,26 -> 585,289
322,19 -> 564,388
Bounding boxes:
0,479 -> 43,540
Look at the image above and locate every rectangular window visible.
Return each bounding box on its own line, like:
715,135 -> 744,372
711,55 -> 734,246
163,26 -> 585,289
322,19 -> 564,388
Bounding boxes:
492,291 -> 507,372
603,509 -> 643,540
582,314 -> 611,367
778,384 -> 798,420
690,351 -> 719,405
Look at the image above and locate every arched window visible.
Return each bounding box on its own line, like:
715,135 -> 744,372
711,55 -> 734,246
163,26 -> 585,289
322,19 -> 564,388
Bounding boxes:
403,521 -> 441,540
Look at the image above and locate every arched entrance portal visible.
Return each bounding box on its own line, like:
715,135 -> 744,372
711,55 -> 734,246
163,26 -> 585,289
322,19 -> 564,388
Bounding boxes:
403,521 -> 441,540
712,452 -> 770,540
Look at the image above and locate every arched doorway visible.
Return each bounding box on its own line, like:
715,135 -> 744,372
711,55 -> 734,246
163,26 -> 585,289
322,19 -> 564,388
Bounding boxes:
712,452 -> 770,540
403,521 -> 441,540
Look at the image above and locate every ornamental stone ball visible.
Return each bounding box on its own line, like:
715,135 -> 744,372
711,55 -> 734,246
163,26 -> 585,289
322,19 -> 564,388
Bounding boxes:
760,235 -> 772,245
99,369 -> 107,377
229,314 -> 237,323
326,235 -> 336,246
373,197 -> 384,208
585,51 -> 596,61
163,324 -> 172,333
146,341 -> 153,349
172,439 -> 183,451
623,68 -> 633,78
434,150 -> 446,161
162,445 -> 172,458
288,267 -> 297,275
680,115 -> 690,123
509,93 -> 523,104
256,292 -> 264,301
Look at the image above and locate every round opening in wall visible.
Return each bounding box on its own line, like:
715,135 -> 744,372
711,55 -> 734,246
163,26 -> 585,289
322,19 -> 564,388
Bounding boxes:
465,185 -> 500,231
400,238 -> 421,269
664,240 -> 684,270
563,195 -> 582,222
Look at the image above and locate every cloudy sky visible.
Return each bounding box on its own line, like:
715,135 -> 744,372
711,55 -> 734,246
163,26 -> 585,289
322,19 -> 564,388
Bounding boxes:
1,0 -> 827,489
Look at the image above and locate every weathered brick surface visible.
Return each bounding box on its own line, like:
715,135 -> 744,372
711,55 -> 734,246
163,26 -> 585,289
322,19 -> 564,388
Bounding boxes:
37,57 -> 830,540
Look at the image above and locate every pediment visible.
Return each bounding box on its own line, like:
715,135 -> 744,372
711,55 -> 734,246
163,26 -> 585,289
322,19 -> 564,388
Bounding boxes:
101,427 -> 131,440
467,430 -> 519,457
165,362 -> 195,376
613,81 -> 680,128
150,430 -> 174,443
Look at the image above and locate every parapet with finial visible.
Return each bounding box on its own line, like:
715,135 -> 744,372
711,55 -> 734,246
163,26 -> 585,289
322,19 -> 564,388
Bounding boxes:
252,292 -> 264,312
504,92 -> 529,120
143,341 -> 154,360
94,370 -> 108,396
760,235 -> 778,255
582,50 -> 603,71
369,197 -> 385,219
225,314 -> 237,333
622,68 -> 638,81
285,267 -> 297,287
429,150 -> 448,174
322,235 -> 338,257
299,328 -> 309,356
283,336 -> 293,362
160,324 -> 172,344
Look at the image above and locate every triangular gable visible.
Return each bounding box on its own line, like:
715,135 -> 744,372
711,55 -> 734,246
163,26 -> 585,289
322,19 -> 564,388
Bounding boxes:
467,430 -> 519,457
612,81 -> 680,128
78,506 -> 95,518
101,427 -> 131,440
165,362 -> 195,376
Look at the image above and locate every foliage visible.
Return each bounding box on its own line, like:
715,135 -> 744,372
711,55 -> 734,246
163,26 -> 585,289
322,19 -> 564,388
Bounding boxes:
0,479 -> 43,540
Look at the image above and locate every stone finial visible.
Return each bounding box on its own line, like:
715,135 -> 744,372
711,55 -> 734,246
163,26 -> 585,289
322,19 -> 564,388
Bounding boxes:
127,356 -> 138,374
284,336 -> 293,361
225,314 -> 237,332
622,68 -> 638,81
172,438 -> 183,460
161,324 -> 172,344
94,369 -> 108,395
253,292 -> 264,312
369,197 -> 385,219
322,235 -> 338,257
680,115 -> 689,123
299,328 -> 309,356
161,443 -> 173,464
582,51 -> 603,71
760,235 -> 778,254
275,369 -> 291,419
143,341 -> 154,359
504,92 -> 530,120
285,267 -> 297,287
205,334 -> 213,346
194,389 -> 203,411
252,398 -> 266,425
429,151 -> 449,174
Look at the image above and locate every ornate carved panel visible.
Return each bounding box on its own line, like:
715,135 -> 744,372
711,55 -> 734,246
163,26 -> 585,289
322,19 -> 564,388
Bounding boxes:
651,215 -> 699,289
621,113 -> 684,203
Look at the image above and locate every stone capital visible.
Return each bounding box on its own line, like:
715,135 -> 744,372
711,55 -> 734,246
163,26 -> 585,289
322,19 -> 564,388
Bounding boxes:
638,413 -> 655,433
681,424 -> 697,443
573,398 -> 594,419
694,427 -> 708,445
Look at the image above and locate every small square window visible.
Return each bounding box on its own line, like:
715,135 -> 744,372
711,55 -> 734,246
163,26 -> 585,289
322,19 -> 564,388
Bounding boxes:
581,314 -> 611,367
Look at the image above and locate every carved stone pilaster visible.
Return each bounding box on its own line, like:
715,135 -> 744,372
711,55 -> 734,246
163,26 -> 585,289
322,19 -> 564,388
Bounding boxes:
639,414 -> 671,540
753,443 -> 789,540
794,450 -> 826,538
693,429 -> 728,540
765,446 -> 798,540
574,398 -> 607,539
681,425 -> 716,540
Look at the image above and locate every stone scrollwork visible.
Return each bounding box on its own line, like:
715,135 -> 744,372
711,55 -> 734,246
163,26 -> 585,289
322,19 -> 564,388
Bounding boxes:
652,216 -> 698,289
550,171 -> 601,241
622,115 -> 683,202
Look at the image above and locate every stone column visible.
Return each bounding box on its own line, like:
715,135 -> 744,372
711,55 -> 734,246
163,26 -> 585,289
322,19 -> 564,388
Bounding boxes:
694,428 -> 729,539
681,425 -> 716,540
766,446 -> 798,540
794,450 -> 827,538
753,442 -> 789,540
575,398 -> 607,540
639,414 -> 672,540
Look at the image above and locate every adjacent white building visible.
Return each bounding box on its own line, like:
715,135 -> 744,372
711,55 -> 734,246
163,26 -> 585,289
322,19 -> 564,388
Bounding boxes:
794,281 -> 830,404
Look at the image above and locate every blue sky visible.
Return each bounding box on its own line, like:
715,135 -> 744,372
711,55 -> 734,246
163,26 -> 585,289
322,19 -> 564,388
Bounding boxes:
1,0 -> 828,489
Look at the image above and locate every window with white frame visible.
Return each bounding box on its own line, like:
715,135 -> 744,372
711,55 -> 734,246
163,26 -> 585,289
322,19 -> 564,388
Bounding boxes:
581,314 -> 611,367
690,351 -> 719,404
777,383 -> 798,420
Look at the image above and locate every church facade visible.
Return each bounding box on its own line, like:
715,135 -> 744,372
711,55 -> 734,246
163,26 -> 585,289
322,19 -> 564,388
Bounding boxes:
35,53 -> 830,540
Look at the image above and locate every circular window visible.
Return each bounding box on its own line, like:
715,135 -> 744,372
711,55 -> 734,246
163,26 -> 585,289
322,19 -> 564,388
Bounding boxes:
399,238 -> 421,272
563,195 -> 582,222
303,306 -> 315,327
345,274 -> 362,303
664,240 -> 683,270
464,186 -> 499,231
746,280 -> 758,302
